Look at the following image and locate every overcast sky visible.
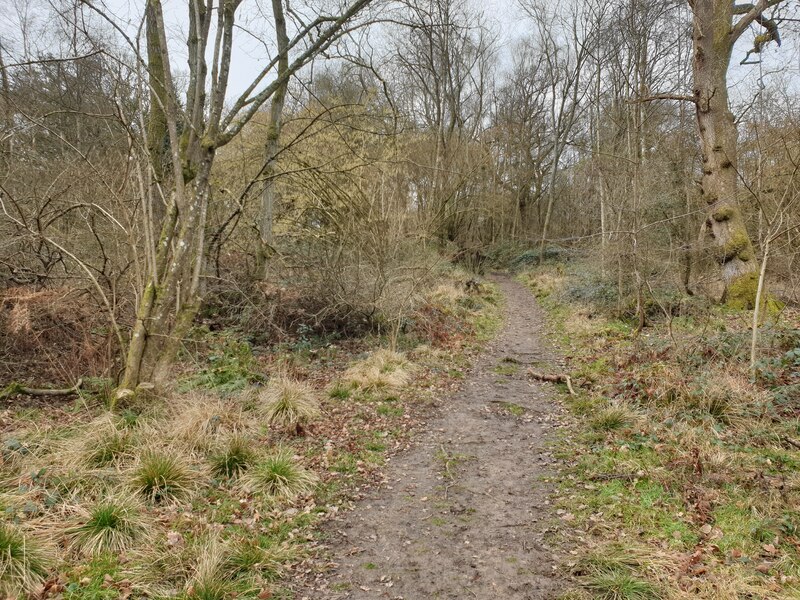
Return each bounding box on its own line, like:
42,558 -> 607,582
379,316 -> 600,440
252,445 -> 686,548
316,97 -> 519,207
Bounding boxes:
1,0 -> 797,112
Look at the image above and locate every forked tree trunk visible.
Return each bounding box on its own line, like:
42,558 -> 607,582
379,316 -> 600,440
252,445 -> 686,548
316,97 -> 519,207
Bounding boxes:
690,0 -> 758,307
115,0 -> 373,396
120,153 -> 213,392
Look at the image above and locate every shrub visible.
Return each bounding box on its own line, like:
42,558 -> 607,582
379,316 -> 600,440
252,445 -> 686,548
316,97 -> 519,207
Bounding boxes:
180,333 -> 259,395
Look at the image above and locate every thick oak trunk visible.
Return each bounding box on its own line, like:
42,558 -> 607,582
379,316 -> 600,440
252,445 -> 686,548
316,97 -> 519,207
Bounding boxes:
691,0 -> 758,307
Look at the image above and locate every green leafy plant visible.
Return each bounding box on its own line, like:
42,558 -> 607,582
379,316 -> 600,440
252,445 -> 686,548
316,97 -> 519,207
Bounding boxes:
181,333 -> 259,395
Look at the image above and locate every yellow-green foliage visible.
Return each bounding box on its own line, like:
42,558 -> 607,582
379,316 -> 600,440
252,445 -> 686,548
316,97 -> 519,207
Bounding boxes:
712,205 -> 735,222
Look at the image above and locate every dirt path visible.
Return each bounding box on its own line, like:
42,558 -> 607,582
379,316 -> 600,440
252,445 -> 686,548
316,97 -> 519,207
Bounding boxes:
300,277 -> 566,599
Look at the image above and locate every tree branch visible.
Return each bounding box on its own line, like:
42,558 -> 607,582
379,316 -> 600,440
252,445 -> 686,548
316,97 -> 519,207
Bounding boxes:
629,92 -> 699,105
732,0 -> 785,44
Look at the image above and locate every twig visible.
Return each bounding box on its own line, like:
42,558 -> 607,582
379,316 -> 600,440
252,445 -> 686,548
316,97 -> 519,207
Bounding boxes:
527,370 -> 577,396
589,473 -> 637,482
565,375 -> 576,396
0,379 -> 84,400
783,436 -> 800,451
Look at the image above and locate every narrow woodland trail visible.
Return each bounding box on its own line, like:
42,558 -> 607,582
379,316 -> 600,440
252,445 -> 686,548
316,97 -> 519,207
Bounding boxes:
301,278 -> 567,599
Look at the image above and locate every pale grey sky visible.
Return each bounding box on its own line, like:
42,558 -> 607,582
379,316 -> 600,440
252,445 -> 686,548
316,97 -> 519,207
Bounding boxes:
1,0 -> 796,113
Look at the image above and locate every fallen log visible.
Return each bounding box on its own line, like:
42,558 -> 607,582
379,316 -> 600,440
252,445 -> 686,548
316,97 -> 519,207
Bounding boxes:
0,378 -> 83,400
527,370 -> 576,396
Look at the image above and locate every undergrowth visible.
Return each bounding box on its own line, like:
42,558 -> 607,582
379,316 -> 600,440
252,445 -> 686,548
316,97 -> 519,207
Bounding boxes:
521,265 -> 800,599
0,269 -> 501,598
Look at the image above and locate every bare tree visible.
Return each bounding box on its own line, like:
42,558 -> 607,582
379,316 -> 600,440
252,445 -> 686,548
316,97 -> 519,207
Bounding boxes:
109,0 -> 376,395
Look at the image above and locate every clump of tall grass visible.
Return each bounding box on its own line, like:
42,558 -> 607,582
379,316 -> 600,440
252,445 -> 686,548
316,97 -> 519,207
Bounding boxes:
342,349 -> 413,393
243,447 -> 317,499
0,523 -> 51,597
67,496 -> 147,554
80,415 -> 133,467
130,448 -> 195,502
259,376 -> 319,435
166,395 -> 249,452
209,435 -> 255,479
185,541 -> 238,600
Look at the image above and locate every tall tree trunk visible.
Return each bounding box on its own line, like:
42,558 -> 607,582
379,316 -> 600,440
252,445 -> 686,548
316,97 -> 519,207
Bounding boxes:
690,0 -> 758,307
119,154 -> 213,393
256,0 -> 289,273
115,0 -> 374,397
0,41 -> 13,160
145,0 -> 168,224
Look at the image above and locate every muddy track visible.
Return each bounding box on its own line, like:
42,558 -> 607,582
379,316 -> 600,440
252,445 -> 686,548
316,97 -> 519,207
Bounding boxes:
300,277 -> 567,600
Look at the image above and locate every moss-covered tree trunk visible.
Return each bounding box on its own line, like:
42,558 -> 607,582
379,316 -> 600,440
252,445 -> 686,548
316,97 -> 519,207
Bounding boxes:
690,0 -> 758,307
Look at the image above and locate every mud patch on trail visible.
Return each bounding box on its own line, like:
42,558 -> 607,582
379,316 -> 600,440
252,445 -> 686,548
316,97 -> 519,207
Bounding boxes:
298,277 -> 569,599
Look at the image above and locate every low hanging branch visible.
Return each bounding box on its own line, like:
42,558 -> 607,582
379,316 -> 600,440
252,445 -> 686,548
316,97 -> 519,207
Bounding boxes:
527,370 -> 576,396
0,379 -> 84,401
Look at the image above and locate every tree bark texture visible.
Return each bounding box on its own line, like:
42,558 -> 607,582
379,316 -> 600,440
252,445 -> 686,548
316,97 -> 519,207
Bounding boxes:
690,0 -> 758,307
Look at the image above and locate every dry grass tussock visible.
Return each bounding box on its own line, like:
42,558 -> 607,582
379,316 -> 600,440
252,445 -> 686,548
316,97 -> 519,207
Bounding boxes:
520,270 -> 566,299
161,393 -> 251,453
342,349 -> 414,392
128,446 -> 200,503
426,282 -> 467,306
639,364 -> 768,431
71,413 -> 136,468
0,521 -> 54,597
242,446 -> 317,499
259,375 -> 320,434
65,495 -> 148,555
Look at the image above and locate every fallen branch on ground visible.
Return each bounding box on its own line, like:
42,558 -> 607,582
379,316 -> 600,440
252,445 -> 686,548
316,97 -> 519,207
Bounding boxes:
0,379 -> 84,400
527,370 -> 576,395
782,436 -> 800,451
588,473 -> 638,482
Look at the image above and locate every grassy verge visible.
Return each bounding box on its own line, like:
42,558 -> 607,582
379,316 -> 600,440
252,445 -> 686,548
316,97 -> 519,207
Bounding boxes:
0,274 -> 501,599
519,266 -> 800,600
